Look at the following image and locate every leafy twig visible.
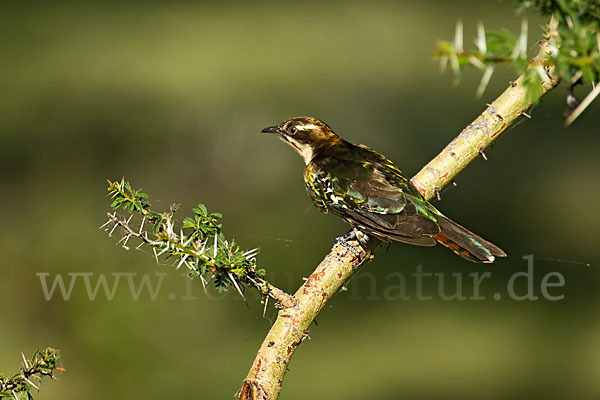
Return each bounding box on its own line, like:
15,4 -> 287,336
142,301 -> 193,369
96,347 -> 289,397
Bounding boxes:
437,0 -> 600,122
413,18 -> 560,200
0,348 -> 61,399
103,179 -> 295,308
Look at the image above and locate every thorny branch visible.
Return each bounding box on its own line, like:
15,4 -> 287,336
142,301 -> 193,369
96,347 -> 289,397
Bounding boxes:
413,18 -> 559,200
0,348 -> 61,399
103,182 -> 296,309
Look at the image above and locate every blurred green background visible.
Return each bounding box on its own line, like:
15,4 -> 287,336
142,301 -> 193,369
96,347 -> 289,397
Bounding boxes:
1,1 -> 599,399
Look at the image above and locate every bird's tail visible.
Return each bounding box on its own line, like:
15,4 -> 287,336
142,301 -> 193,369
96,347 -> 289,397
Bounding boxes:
431,215 -> 506,263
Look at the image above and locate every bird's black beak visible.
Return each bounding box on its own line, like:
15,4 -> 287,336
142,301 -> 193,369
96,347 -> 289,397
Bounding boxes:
261,125 -> 281,134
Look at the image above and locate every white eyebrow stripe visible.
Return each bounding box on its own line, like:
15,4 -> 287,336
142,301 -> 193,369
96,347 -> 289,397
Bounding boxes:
296,124 -> 318,131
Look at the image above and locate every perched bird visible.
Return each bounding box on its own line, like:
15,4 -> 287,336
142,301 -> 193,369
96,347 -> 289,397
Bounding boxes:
262,116 -> 506,263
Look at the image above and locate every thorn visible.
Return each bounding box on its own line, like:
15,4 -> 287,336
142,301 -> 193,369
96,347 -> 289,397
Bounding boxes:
521,111 -> 531,119
99,219 -> 112,230
566,71 -> 583,114
21,352 -> 30,369
138,216 -> 146,235
183,235 -> 194,248
176,254 -> 189,270
199,240 -> 207,254
125,214 -> 133,225
450,54 -> 460,76
136,241 -> 145,250
116,234 -> 129,245
565,15 -> 574,29
451,181 -> 457,187
301,330 -> 311,341
435,187 -> 442,201
23,376 -> 40,391
12,390 -> 18,400
450,19 -> 462,76
479,148 -> 488,160
520,18 -> 528,58
454,19 -> 463,52
263,294 -> 269,318
243,248 -> 260,260
439,55 -> 448,73
468,55 -> 485,70
121,235 -> 132,249
511,18 -> 528,59
164,218 -> 174,237
157,245 -> 169,257
568,70 -> 582,88
565,81 -> 600,127
199,275 -> 208,294
476,21 -> 486,54
228,272 -> 246,302
476,65 -> 494,98
187,259 -> 197,271
108,222 -> 119,237
213,235 -> 218,258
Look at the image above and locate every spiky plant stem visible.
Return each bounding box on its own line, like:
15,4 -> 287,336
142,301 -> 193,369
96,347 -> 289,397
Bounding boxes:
0,348 -> 61,399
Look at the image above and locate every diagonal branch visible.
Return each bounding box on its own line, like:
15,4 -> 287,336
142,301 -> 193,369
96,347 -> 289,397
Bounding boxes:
237,19 -> 560,400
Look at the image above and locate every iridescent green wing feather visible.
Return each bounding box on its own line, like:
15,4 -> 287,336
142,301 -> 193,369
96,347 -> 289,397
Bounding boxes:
304,144 -> 440,244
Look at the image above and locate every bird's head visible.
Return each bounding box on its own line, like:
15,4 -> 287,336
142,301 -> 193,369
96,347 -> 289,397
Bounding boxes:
261,116 -> 340,164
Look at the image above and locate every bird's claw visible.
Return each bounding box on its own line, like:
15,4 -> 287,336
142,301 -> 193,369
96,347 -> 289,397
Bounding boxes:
334,239 -> 361,257
332,231 -> 361,257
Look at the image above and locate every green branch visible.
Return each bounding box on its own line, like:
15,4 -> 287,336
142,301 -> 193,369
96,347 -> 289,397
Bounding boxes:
103,179 -> 296,308
0,348 -> 61,399
414,18 -> 559,200
437,1 -> 600,123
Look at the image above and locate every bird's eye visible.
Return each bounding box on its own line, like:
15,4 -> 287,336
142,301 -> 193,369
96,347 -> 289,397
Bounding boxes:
289,127 -> 297,135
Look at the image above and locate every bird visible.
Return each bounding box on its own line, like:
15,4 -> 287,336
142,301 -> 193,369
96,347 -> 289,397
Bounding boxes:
261,116 -> 506,263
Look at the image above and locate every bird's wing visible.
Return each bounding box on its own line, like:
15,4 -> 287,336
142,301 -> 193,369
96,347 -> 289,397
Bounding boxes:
310,148 -> 440,244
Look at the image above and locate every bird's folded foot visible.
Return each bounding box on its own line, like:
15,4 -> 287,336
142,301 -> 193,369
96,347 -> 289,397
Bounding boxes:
334,239 -> 360,257
332,229 -> 368,257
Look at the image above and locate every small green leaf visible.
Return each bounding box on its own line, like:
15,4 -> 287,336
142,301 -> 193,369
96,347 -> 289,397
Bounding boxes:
182,217 -> 196,229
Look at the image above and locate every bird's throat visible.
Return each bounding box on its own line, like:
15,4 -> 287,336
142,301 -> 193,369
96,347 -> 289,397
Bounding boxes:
279,136 -> 314,165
